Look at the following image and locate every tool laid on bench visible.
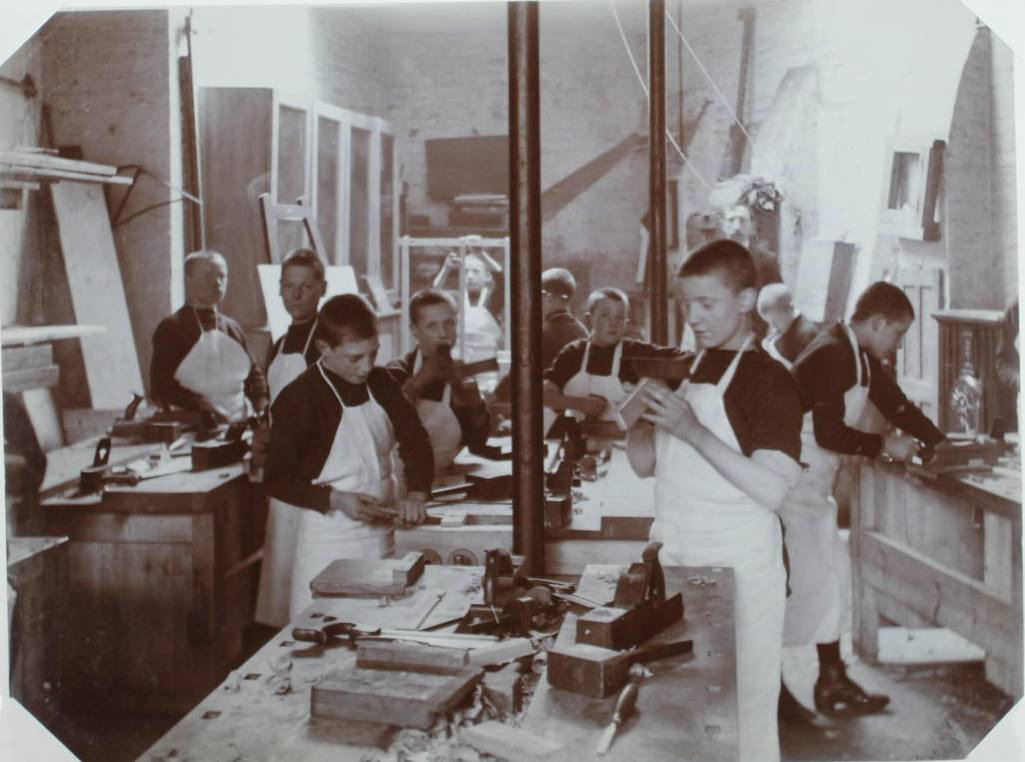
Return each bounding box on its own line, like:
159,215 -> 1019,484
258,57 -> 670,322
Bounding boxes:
548,637 -> 693,698
110,396 -> 201,443
596,663 -> 645,755
576,542 -> 683,650
79,437 -> 115,493
908,436 -> 1003,477
191,419 -> 250,471
457,548 -> 567,635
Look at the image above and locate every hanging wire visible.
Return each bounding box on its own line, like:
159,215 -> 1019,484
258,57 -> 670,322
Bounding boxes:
608,0 -> 713,192
608,0 -> 648,96
665,7 -> 756,146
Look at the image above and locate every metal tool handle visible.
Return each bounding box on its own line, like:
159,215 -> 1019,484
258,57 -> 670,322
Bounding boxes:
93,437 -> 112,467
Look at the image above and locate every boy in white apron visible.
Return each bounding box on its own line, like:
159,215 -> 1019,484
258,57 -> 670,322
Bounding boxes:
626,240 -> 804,762
150,250 -> 268,422
386,288 -> 490,473
254,248 -> 327,627
434,250 -> 503,363
263,294 -> 434,620
785,282 -> 945,717
541,288 -> 682,438
756,283 -> 824,370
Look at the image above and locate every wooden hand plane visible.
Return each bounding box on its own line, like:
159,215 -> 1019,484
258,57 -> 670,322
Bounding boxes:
575,541 -> 683,650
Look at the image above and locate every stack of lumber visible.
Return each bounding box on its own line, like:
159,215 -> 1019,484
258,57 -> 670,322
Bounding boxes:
450,192 -> 508,230
0,148 -> 132,185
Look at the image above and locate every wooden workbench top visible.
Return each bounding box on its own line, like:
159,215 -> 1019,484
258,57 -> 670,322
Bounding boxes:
876,454 -> 1021,517
522,564 -> 738,762
140,565 -> 486,762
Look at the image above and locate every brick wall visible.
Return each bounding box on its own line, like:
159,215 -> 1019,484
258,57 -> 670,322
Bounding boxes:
990,33 -> 1017,308
40,10 -> 179,398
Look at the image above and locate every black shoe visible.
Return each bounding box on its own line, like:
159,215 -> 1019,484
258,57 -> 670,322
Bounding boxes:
779,680 -> 817,724
813,662 -> 890,716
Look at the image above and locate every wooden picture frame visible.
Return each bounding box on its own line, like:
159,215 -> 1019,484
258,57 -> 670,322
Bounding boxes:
879,136 -> 944,242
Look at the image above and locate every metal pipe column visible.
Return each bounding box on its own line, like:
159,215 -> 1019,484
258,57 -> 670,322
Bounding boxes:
648,0 -> 669,345
507,1 -> 546,575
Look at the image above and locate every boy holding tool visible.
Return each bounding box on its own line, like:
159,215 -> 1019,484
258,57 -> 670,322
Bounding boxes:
626,239 -> 804,762
264,294 -> 434,619
783,282 -> 945,717
386,288 -> 491,471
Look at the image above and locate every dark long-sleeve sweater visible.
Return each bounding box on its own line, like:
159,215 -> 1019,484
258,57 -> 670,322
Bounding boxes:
385,349 -> 490,453
150,305 -> 268,412
264,364 -> 433,512
793,322 -> 945,457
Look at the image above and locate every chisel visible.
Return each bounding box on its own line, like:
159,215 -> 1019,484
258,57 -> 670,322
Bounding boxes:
596,664 -> 644,755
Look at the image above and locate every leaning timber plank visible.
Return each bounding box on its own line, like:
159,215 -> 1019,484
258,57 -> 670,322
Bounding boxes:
861,531 -> 1013,658
50,182 -> 144,407
462,721 -> 568,762
1,324 -> 106,347
3,364 -> 59,392
0,150 -> 117,175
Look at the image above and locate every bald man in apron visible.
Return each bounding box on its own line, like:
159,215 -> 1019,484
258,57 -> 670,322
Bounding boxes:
150,250 -> 267,422
387,288 -> 490,473
786,282 -> 945,717
628,240 -> 804,762
254,249 -> 328,627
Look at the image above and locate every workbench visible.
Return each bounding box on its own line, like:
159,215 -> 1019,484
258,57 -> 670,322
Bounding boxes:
140,565 -> 485,761
40,438 -> 264,714
7,535 -> 69,725
523,564 -> 738,761
140,563 -> 739,762
851,454 -> 1023,698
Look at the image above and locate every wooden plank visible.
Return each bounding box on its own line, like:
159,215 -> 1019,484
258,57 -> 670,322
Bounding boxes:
50,181 -> 144,407
0,149 -> 118,175
2,364 -> 59,392
861,531 -> 1014,659
311,553 -> 425,597
0,323 -> 105,346
2,343 -> 52,371
21,387 -> 64,451
983,512 -> 1013,603
45,512 -> 194,544
463,721 -> 568,762
1,167 -> 133,185
545,540 -> 649,576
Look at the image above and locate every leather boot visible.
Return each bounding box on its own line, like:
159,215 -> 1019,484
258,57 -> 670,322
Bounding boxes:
813,661 -> 890,716
778,680 -> 817,724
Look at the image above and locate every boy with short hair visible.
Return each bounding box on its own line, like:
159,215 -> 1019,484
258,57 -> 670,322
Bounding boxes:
784,281 -> 945,716
386,288 -> 490,471
627,239 -> 804,762
541,287 -> 681,435
264,294 -> 433,619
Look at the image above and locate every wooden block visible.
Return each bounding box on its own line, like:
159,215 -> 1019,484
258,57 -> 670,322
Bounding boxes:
191,439 -> 247,471
462,721 -> 567,762
467,637 -> 537,667
2,344 -> 52,371
2,365 -> 59,392
482,660 -> 524,717
548,638 -> 694,698
311,554 -> 425,597
310,666 -> 482,729
576,593 -> 684,650
356,640 -> 469,673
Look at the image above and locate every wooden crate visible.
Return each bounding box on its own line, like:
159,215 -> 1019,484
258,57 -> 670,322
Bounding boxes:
850,459 -> 1023,698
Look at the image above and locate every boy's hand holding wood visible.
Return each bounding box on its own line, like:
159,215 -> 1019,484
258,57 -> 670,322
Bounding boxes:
398,492 -> 427,528
883,432 -> 920,462
640,383 -> 703,444
329,490 -> 400,524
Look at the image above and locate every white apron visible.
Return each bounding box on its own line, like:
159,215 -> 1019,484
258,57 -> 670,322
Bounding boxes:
412,350 -> 462,472
288,362 -> 396,620
782,323 -> 870,646
255,321 -> 317,627
542,341 -> 627,437
173,307 -> 251,422
650,338 -> 785,762
462,292 -> 502,364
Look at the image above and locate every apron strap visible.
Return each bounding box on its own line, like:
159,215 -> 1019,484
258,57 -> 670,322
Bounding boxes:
715,335 -> 753,395
610,340 -> 622,377
413,349 -> 451,407
317,360 -> 346,410
301,317 -> 319,357
841,322 -> 870,388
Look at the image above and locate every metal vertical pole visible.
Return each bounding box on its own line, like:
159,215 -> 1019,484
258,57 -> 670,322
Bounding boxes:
508,1 -> 545,575
648,0 -> 668,345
